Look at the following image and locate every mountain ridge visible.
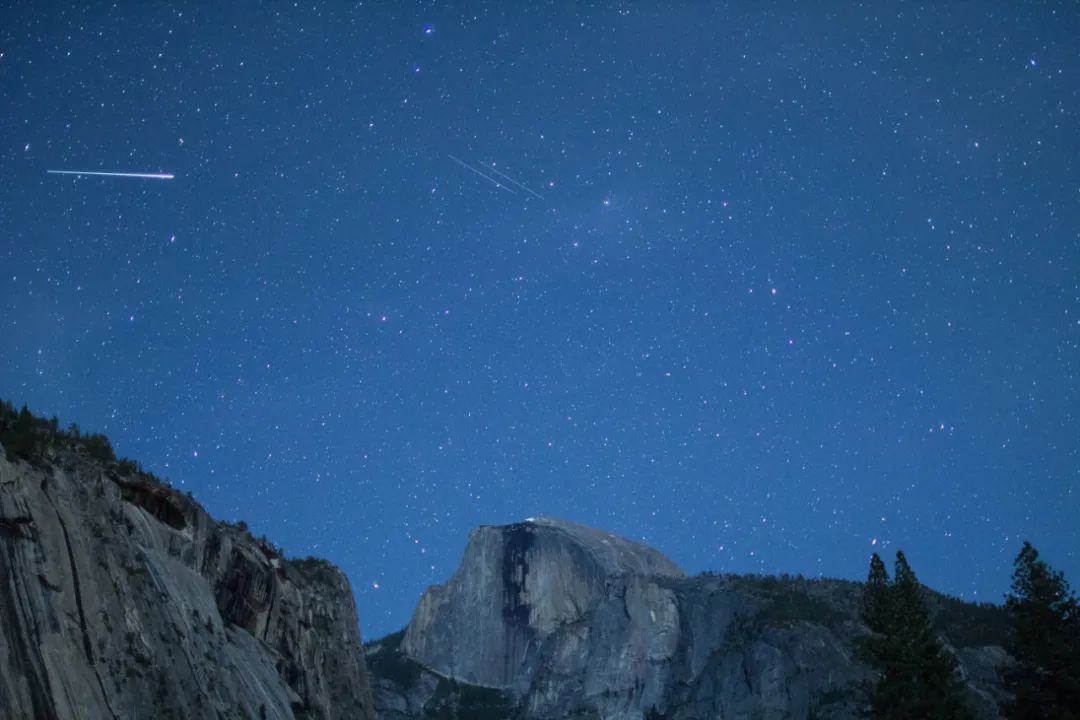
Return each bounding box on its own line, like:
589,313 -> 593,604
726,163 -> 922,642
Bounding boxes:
1,401 -> 1012,719
376,516 -> 1009,720
0,403 -> 376,720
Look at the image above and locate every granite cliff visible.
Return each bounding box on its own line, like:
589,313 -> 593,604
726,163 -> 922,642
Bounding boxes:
0,437 -> 375,719
372,517 -> 1009,720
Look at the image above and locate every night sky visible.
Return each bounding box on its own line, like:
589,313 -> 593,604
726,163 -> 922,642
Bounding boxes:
2,2 -> 1078,639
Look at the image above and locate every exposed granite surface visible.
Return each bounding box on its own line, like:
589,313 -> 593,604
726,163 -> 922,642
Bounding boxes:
0,446 -> 375,720
383,517 -> 1008,720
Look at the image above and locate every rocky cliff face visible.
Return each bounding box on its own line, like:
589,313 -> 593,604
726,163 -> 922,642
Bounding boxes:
0,445 -> 375,720
402,517 -> 684,695
382,517 -> 1009,720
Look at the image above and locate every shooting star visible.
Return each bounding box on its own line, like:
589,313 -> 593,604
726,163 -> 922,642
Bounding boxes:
47,170 -> 175,180
447,155 -> 514,194
483,162 -> 544,200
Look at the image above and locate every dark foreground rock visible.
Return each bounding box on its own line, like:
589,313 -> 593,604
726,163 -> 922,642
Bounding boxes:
0,445 -> 375,720
375,517 -> 1009,720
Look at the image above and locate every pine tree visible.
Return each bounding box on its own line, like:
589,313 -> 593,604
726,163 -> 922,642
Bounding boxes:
860,551 -> 974,719
82,432 -> 115,463
864,553 -> 892,632
1,403 -> 37,462
861,553 -> 903,718
891,552 -> 973,719
1003,541 -> 1080,720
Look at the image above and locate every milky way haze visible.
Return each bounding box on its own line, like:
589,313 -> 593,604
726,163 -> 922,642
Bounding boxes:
1,2 -> 1077,637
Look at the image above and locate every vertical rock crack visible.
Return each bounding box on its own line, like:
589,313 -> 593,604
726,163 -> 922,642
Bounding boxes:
43,489 -> 120,720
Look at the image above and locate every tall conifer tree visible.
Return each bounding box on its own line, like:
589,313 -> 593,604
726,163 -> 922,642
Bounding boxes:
1003,541 -> 1080,719
892,552 -> 973,719
862,553 -> 903,717
861,551 -> 973,719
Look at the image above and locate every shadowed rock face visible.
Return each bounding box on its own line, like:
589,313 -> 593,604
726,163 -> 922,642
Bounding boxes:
0,447 -> 375,720
392,518 -> 1009,720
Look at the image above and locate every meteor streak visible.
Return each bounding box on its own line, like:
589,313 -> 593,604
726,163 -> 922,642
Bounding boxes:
447,155 -> 514,194
47,169 -> 175,180
483,163 -> 544,199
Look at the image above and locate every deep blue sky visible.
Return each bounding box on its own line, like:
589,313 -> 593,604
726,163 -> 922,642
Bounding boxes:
2,2 -> 1077,639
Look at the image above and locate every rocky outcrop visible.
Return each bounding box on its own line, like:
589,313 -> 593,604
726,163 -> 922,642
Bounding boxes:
382,517 -> 1009,720
402,517 -> 683,695
0,445 -> 375,720
367,630 -> 516,720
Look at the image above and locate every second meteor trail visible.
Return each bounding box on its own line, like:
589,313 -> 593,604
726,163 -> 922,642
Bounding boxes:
447,156 -> 544,199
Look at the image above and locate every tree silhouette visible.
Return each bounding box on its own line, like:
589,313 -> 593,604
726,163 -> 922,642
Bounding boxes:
1003,541 -> 1080,719
861,551 -> 973,719
861,552 -> 903,717
1,403 -> 38,462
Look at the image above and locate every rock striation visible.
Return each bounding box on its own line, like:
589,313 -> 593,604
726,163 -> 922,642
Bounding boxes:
0,444 -> 375,720
385,517 -> 1009,720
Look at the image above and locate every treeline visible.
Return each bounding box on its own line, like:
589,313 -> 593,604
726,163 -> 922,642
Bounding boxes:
861,543 -> 1080,719
2,399 -> 283,561
0,399 -> 143,478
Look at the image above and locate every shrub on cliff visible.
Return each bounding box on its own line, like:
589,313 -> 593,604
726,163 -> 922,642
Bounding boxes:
83,432 -> 116,463
0,403 -> 47,464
